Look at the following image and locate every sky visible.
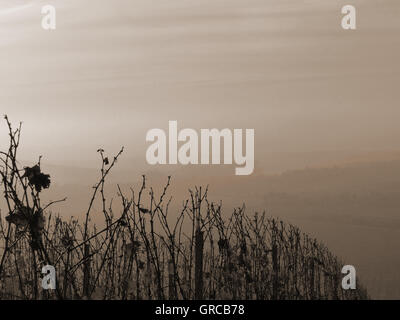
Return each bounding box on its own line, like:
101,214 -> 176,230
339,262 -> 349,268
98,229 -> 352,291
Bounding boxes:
1,0 -> 400,169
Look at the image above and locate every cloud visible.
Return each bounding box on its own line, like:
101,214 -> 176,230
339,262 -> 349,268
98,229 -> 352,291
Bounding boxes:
0,3 -> 33,17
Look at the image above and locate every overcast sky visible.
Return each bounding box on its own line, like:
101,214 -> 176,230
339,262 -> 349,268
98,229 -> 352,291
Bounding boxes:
1,0 -> 399,168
